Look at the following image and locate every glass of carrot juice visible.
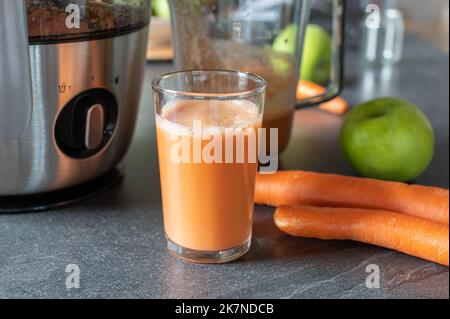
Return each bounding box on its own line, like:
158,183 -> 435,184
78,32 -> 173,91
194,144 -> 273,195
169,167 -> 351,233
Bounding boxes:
152,70 -> 266,263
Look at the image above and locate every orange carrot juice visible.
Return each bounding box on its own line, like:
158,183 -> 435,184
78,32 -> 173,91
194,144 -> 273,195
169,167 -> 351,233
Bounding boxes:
156,99 -> 262,253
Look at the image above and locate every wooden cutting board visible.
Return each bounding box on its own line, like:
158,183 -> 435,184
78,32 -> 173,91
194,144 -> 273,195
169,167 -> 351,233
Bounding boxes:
147,18 -> 174,61
147,45 -> 174,61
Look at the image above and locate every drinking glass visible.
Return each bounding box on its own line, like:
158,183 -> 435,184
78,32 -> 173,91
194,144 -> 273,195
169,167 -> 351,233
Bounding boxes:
152,70 -> 266,263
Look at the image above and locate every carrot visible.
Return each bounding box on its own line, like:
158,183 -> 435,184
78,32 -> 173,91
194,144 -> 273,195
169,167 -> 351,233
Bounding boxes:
297,80 -> 349,115
274,205 -> 449,266
317,97 -> 349,114
256,171 -> 450,225
297,80 -> 327,99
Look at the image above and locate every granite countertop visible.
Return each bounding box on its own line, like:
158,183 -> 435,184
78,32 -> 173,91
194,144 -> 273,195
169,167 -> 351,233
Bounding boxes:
0,35 -> 448,299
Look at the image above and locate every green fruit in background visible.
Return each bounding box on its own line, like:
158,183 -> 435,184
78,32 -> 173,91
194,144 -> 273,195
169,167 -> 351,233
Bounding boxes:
272,24 -> 298,55
272,24 -> 332,84
301,24 -> 332,84
271,25 -> 297,74
340,98 -> 435,182
152,0 -> 171,19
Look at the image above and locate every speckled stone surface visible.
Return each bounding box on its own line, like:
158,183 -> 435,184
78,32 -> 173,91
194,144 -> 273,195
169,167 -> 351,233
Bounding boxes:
0,35 -> 448,299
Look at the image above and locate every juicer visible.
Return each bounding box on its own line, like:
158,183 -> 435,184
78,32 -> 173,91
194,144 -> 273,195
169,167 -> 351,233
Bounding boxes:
0,0 -> 151,196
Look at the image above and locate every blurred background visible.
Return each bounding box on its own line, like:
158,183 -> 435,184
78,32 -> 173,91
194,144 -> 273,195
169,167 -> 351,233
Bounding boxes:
148,0 -> 450,60
400,0 -> 449,53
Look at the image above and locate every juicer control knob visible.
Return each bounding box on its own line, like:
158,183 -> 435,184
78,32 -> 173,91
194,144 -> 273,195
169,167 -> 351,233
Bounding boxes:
85,104 -> 105,150
55,89 -> 118,159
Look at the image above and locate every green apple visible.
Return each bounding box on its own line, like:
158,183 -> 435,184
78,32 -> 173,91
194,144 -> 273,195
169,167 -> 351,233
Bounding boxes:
272,24 -> 332,84
340,98 -> 435,182
301,24 -> 332,84
273,24 -> 298,55
271,25 -> 298,74
152,0 -> 171,19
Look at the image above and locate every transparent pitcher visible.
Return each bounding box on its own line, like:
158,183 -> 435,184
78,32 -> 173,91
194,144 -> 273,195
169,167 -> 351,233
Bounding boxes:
169,0 -> 345,152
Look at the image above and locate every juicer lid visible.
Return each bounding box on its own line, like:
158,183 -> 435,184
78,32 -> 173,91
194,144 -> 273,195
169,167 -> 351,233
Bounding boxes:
26,0 -> 150,44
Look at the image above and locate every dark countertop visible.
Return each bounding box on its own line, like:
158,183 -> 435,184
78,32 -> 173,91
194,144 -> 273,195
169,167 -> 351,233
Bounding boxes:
0,35 -> 448,299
